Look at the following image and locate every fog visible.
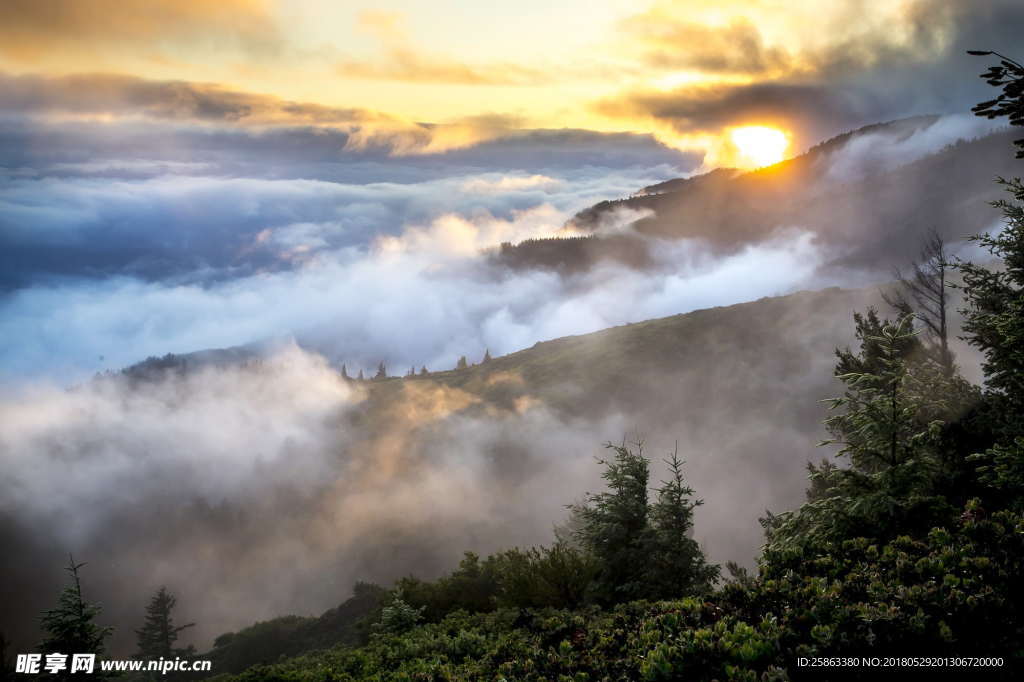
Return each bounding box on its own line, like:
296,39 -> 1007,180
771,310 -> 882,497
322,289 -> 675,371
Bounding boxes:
0,112 -> 1000,655
0,345 -> 630,651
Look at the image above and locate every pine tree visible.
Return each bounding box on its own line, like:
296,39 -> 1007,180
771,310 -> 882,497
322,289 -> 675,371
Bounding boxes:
456,356 -> 468,370
420,366 -> 428,376
644,445 -> 718,597
357,369 -> 364,381
134,587 -> 194,661
765,314 -> 965,552
340,364 -> 349,380
958,50 -> 1024,503
374,362 -> 387,380
570,441 -> 651,603
956,178 -> 1024,503
969,50 -> 1024,157
482,349 -> 492,363
39,556 -> 113,661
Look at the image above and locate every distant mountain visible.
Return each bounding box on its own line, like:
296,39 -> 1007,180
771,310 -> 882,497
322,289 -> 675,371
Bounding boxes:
493,117 -> 1015,273
120,346 -> 261,381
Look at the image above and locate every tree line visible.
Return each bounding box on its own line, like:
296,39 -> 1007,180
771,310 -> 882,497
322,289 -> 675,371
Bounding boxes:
339,349 -> 493,382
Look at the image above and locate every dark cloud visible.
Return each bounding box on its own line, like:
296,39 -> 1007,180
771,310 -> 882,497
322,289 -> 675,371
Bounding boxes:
622,15 -> 792,74
0,72 -> 387,125
595,81 -> 860,152
598,0 -> 1024,148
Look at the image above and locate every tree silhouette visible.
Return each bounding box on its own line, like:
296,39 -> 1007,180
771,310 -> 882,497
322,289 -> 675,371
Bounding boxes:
375,362 -> 387,380
456,356 -> 468,370
40,556 -> 113,661
135,587 -> 195,661
881,229 -> 955,373
969,51 -> 1024,157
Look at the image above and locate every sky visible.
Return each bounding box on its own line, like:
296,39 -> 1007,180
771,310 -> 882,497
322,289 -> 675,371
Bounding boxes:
2,0 -> 1023,654
1,0 -> 1021,163
1,0 -> 1021,384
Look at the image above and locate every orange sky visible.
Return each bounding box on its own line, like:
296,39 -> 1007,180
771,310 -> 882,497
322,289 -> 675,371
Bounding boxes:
0,0 -> 966,167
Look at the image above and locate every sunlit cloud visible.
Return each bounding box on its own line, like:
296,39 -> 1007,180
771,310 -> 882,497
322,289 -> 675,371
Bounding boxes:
338,9 -> 553,86
0,0 -> 1019,165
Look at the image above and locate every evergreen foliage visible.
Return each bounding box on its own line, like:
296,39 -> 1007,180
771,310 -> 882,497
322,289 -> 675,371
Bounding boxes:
645,446 -> 719,598
134,587 -> 195,661
372,591 -> 424,636
570,441 -> 653,603
39,556 -> 113,670
970,50 -> 1024,156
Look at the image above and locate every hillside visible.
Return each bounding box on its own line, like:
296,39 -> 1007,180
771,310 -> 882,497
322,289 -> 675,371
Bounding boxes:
493,119 -> 1016,273
117,286 -> 889,571
333,286 -> 897,568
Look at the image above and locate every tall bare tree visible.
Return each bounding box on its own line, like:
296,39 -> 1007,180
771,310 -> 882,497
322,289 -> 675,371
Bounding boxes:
882,228 -> 954,373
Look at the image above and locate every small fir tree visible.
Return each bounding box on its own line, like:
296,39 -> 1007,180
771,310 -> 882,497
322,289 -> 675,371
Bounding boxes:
134,586 -> 195,661
39,556 -> 113,662
570,441 -> 651,603
645,445 -> 719,597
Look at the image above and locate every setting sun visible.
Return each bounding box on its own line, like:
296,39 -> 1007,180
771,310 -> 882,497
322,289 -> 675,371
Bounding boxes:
729,126 -> 789,168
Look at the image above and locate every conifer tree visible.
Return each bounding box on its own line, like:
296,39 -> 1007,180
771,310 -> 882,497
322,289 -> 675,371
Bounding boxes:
340,364 -> 349,380
959,50 -> 1024,503
969,50 -> 1024,157
482,349 -> 492,363
374,362 -> 387,380
39,556 -> 113,660
765,314 -> 965,552
456,356 -> 468,370
134,587 -> 195,661
571,441 -> 651,603
420,366 -> 428,376
644,445 -> 718,597
357,369 -> 364,381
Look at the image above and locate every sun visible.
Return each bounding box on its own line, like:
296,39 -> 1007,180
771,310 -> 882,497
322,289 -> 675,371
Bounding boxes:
729,126 -> 789,168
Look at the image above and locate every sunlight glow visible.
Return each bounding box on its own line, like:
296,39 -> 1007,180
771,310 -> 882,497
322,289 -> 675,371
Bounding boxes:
729,126 -> 789,168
